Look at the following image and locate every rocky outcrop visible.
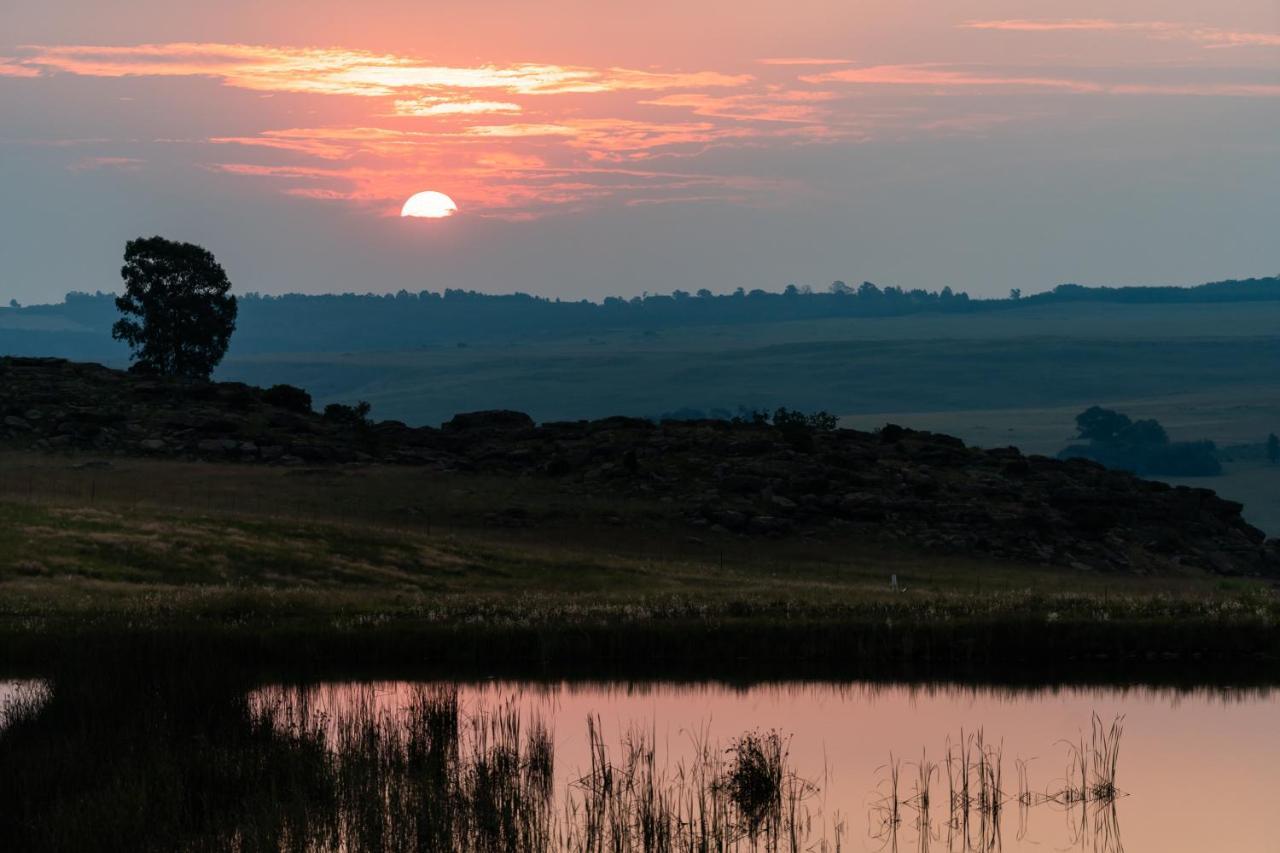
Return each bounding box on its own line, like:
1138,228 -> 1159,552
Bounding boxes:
2,356 -> 1276,576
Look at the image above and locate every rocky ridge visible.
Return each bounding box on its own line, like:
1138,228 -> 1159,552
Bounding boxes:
2,356 -> 1276,576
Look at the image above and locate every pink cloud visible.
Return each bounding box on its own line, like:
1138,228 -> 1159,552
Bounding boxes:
804,65 -> 1102,93
962,20 -> 1280,48
0,58 -> 40,78
963,19 -> 1154,33
805,64 -> 1280,97
758,58 -> 852,67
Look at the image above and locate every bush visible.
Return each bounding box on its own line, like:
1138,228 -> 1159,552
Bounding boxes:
723,731 -> 785,831
263,384 -> 313,414
323,401 -> 371,426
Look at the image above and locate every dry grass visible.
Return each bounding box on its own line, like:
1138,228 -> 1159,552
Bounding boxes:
1,450 -> 1278,679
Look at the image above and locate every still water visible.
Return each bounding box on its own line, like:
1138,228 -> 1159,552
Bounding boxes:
254,680 -> 1279,852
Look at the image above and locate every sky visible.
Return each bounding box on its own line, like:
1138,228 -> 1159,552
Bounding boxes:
2,0 -> 1278,304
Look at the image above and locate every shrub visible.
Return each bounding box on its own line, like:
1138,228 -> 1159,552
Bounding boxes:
263,384 -> 313,414
323,401 -> 372,426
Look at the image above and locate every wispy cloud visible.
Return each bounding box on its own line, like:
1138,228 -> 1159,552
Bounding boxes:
15,43 -> 751,97
0,58 -> 40,77
642,90 -> 838,123
758,57 -> 852,67
207,155 -> 784,220
805,64 -> 1280,97
68,156 -> 145,172
962,20 -> 1280,48
804,65 -> 1101,92
392,97 -> 521,117
963,19 -> 1155,33
10,35 -> 1277,222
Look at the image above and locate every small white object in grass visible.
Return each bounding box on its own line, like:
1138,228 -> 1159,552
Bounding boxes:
891,574 -> 898,592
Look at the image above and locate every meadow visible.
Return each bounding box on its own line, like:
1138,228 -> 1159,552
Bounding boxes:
1,452 -> 1276,682
214,300 -> 1280,426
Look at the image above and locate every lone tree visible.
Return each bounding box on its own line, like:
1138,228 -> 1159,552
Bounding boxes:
112,237 -> 237,379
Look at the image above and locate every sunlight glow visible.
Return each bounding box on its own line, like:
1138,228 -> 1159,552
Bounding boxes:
400,190 -> 458,218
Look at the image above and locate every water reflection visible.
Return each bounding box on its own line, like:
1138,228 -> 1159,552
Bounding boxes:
249,681 -> 1279,851
870,716 -> 1126,852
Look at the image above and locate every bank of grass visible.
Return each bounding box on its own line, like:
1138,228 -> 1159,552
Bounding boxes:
1,454 -> 1278,680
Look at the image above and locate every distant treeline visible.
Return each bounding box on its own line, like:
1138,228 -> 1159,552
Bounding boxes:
2,275 -> 1277,357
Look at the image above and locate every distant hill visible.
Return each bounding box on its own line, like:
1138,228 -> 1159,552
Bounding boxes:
1,275 -> 1277,358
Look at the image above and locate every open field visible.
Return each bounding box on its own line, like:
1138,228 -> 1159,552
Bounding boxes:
203,302 -> 1280,445
2,452 -> 1277,680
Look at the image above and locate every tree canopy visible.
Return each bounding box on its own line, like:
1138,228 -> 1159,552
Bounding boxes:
1061,406 -> 1219,476
111,237 -> 237,379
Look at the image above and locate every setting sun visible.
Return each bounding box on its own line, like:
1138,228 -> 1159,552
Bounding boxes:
400,190 -> 458,218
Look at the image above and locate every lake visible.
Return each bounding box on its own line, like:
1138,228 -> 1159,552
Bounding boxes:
249,679 -> 1279,851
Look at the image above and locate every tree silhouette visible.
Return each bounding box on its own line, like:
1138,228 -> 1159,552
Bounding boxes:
1074,406 -> 1132,444
111,237 -> 237,380
1268,433 -> 1279,465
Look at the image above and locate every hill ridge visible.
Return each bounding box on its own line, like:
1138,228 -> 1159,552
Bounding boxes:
2,356 -> 1276,578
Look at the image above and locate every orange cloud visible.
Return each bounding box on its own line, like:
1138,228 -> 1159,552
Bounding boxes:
16,42 -> 751,98
392,97 -> 521,117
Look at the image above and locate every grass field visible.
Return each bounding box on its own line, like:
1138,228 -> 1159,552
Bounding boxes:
2,452 -> 1277,680
215,301 -> 1280,426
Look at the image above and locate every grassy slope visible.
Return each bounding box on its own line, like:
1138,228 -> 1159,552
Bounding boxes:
2,453 -> 1276,678
216,301 -> 1280,425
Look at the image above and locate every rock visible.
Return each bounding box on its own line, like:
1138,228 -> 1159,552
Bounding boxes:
749,515 -> 791,534
197,438 -> 239,453
838,492 -> 887,521
770,494 -> 798,513
714,510 -> 747,531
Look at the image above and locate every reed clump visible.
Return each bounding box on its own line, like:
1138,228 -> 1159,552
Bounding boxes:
566,721 -> 818,851
873,714 -> 1126,852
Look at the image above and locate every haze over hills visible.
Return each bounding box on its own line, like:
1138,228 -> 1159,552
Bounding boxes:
7,275 -> 1277,534
2,276 -> 1277,359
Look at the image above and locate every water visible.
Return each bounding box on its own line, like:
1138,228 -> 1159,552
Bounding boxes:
252,680 -> 1279,852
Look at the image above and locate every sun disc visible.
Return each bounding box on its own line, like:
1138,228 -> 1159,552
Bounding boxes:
401,190 -> 458,218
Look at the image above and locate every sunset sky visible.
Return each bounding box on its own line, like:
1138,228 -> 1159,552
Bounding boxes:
2,0 -> 1277,303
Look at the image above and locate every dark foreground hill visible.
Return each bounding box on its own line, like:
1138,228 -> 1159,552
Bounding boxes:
2,356 -> 1276,577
